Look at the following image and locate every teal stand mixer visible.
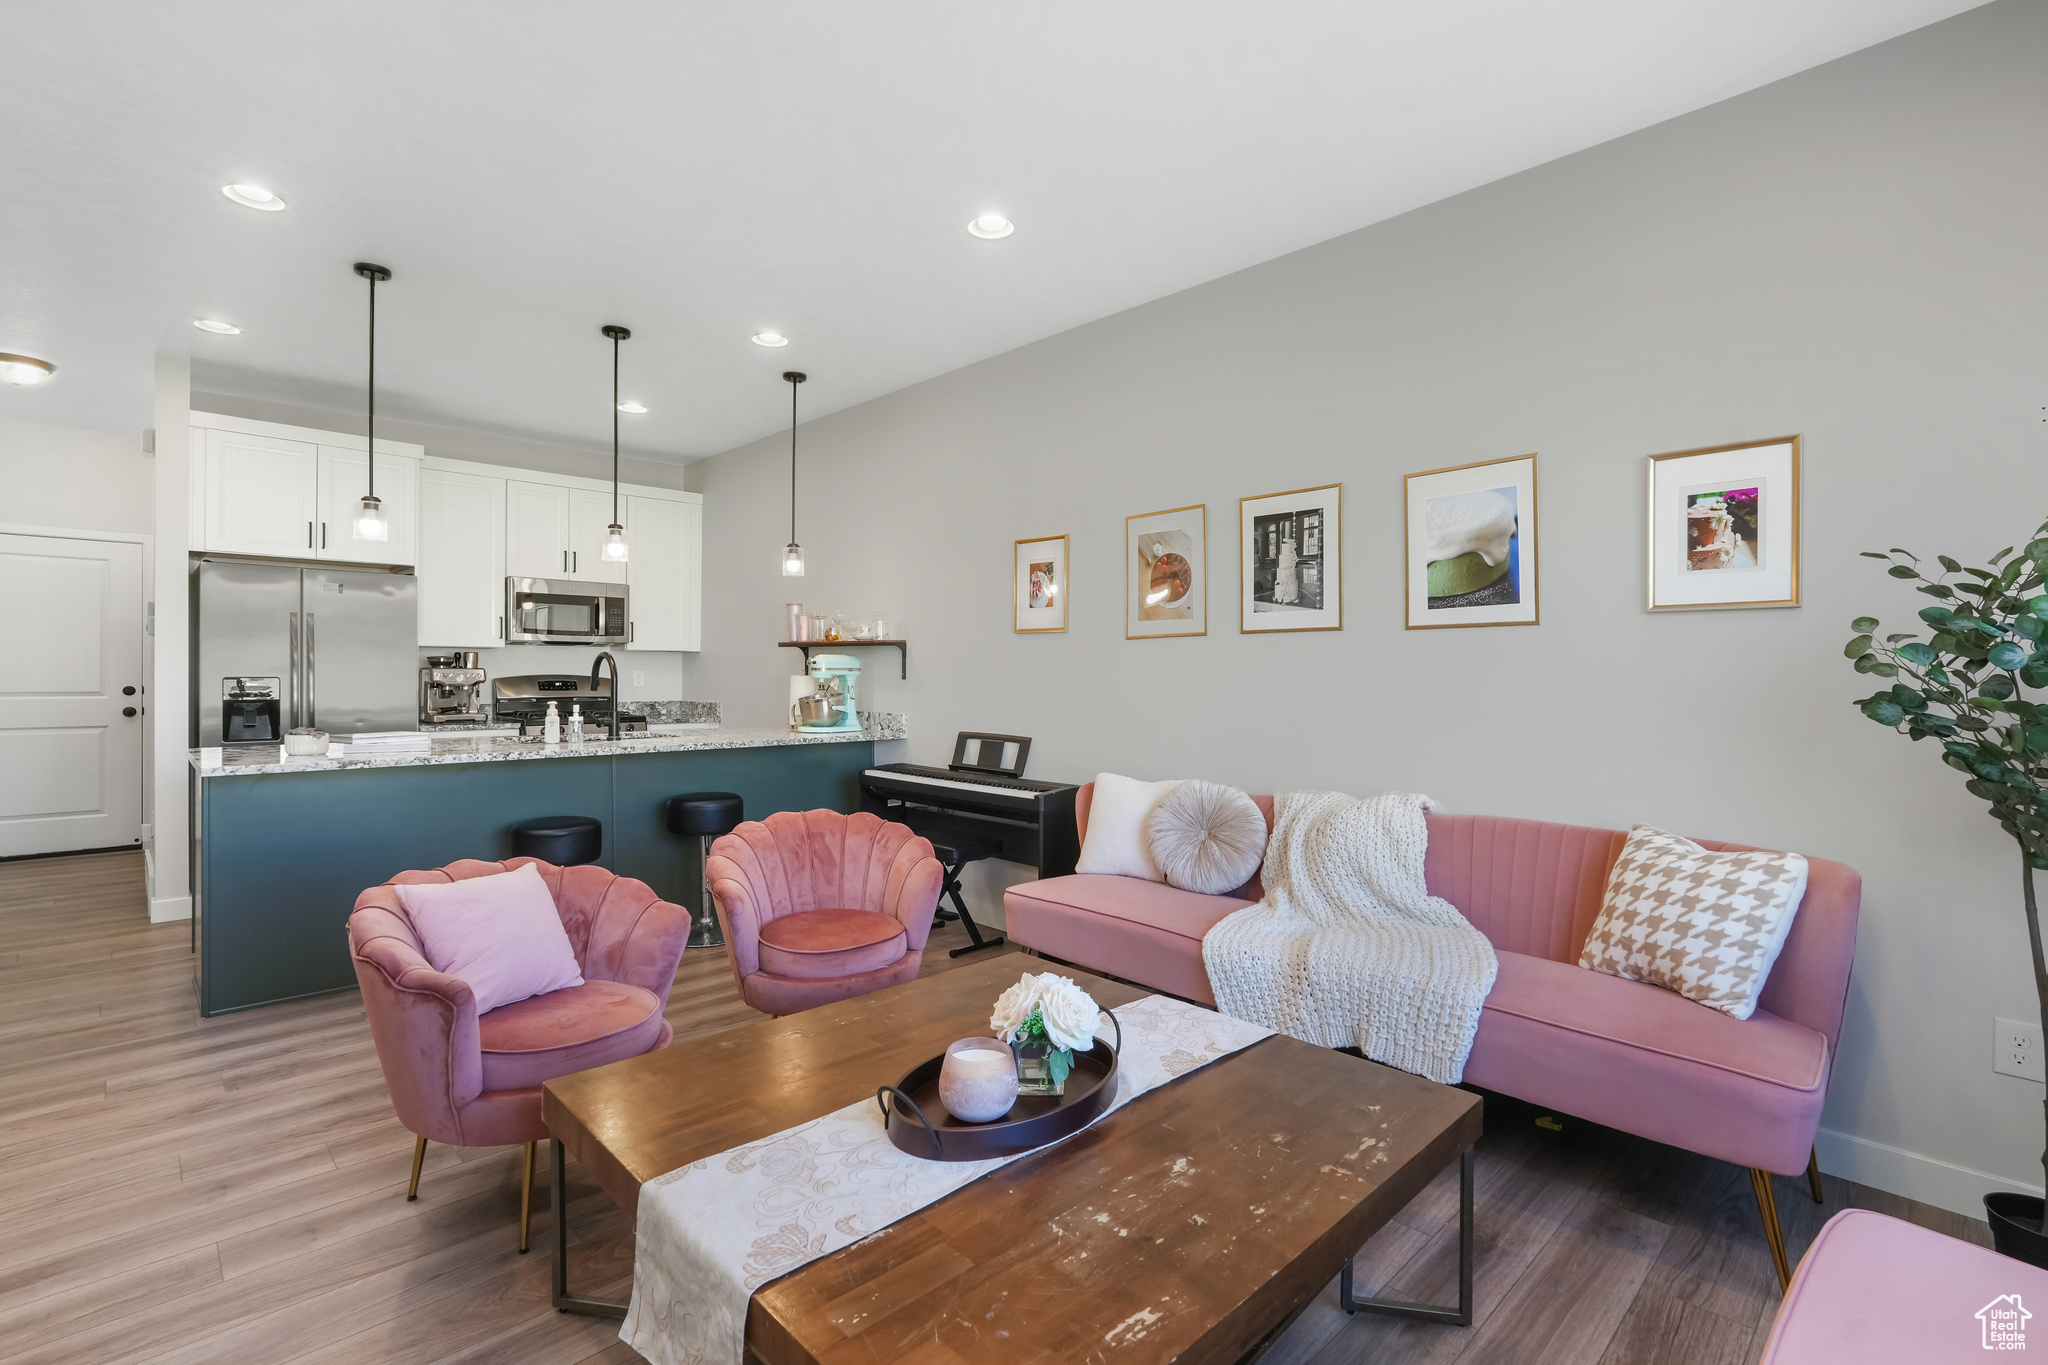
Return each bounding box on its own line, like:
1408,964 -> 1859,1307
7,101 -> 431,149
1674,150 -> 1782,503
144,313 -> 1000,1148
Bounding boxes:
793,653 -> 864,732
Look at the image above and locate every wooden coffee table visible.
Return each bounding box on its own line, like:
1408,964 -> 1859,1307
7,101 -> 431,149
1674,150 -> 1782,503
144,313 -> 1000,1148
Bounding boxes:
542,955 -> 1481,1364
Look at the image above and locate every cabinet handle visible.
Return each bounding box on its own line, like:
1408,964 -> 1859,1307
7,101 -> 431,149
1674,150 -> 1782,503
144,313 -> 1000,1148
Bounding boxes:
307,521 -> 314,549
320,522 -> 327,549
572,550 -> 578,574
562,550 -> 568,573
497,615 -> 504,640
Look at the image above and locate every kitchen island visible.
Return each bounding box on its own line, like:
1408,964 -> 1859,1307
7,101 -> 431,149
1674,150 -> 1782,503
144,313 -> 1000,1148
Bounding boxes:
187,716 -> 906,1015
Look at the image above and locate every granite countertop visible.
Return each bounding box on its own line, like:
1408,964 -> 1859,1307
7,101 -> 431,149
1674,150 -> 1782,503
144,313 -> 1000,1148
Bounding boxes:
190,713 -> 906,777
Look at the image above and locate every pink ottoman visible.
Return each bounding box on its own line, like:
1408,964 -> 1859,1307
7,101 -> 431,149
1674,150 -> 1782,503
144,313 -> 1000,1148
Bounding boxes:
1760,1208 -> 2048,1362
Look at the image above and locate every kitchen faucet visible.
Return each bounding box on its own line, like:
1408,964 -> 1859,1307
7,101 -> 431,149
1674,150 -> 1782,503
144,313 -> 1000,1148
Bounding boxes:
590,651 -> 621,740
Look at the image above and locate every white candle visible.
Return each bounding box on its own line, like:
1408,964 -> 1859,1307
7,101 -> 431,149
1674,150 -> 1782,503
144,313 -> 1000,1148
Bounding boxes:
939,1039 -> 1019,1124
948,1047 -> 1011,1079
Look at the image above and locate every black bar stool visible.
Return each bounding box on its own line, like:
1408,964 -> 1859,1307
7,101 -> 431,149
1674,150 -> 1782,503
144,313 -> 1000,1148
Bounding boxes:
901,814 -> 1008,958
509,815 -> 603,867
667,792 -> 744,948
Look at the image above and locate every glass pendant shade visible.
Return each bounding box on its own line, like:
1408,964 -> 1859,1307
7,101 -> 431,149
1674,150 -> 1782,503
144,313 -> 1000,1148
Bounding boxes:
783,542 -> 806,577
353,493 -> 389,542
603,525 -> 630,563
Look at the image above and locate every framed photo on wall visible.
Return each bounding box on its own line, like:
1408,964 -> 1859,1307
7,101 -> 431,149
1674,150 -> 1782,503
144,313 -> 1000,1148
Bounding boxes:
1404,453 -> 1539,629
1126,504 -> 1206,639
1014,534 -> 1068,632
1647,436 -> 1800,611
1240,484 -> 1341,633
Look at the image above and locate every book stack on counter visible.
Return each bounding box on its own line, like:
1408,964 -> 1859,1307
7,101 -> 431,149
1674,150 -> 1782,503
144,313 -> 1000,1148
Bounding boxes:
331,731 -> 434,753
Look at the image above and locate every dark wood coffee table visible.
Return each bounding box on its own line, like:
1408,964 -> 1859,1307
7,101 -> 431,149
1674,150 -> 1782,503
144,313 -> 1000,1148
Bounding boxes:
542,955 -> 1480,1364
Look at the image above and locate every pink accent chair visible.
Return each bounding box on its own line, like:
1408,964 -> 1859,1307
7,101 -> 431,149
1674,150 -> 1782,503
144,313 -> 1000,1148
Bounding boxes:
1758,1209 -> 2043,1361
347,857 -> 691,1251
1004,786 -> 1861,1288
706,810 -> 945,1015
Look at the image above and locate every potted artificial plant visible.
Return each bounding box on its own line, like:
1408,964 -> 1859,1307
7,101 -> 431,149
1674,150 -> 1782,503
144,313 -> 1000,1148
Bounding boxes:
1844,519 -> 2048,1266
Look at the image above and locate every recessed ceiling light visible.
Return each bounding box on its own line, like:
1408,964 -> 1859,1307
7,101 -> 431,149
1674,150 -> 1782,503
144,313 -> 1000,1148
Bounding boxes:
222,183 -> 288,211
751,332 -> 789,347
617,401 -> 647,414
193,319 -> 241,335
0,353 -> 56,385
967,213 -> 1015,239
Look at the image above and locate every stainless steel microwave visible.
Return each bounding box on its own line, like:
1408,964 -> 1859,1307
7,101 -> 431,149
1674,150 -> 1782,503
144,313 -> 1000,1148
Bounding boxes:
505,578 -> 631,645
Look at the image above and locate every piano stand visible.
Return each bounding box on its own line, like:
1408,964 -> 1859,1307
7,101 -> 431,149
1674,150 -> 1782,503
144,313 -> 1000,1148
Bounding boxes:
916,825 -> 1008,958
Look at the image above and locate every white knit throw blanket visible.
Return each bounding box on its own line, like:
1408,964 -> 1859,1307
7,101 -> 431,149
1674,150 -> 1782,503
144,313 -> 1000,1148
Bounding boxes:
1200,790 -> 1498,1085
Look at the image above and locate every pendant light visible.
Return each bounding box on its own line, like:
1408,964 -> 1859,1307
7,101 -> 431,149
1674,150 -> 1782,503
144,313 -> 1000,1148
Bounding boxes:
600,325 -> 631,563
781,370 -> 807,577
352,262 -> 392,542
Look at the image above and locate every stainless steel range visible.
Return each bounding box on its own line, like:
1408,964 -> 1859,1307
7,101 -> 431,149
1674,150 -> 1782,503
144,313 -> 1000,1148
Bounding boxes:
490,674 -> 645,737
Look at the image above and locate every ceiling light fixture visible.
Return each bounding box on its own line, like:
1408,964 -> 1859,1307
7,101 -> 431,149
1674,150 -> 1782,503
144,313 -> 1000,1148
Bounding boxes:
781,370 -> 807,577
751,332 -> 789,348
0,353 -> 56,385
222,184 -> 288,211
601,325 -> 631,563
352,262 -> 392,542
967,213 -> 1015,239
193,319 -> 241,335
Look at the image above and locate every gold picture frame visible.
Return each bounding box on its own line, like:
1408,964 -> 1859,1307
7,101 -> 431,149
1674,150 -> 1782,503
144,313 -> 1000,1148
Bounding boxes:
1240,483 -> 1342,633
1126,504 -> 1207,639
1404,453 -> 1540,629
1014,534 -> 1068,633
1646,436 -> 1800,611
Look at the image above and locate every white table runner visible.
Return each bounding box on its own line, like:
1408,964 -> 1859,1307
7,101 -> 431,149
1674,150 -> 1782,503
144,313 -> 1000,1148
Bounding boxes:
620,994 -> 1274,1365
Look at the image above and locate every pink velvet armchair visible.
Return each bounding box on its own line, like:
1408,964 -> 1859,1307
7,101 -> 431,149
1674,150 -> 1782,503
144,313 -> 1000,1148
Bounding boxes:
707,810 -> 945,1015
347,857 -> 691,1251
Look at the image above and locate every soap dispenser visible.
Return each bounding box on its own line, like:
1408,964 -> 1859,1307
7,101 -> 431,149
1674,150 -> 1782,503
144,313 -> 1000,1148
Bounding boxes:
543,699 -> 562,745
568,703 -> 584,742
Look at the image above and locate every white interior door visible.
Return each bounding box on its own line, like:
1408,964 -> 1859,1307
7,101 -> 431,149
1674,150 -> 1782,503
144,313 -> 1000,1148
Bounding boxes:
0,533 -> 145,857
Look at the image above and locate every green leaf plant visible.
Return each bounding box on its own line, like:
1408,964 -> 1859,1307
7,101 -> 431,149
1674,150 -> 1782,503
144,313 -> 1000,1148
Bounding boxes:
1847,522 -> 2048,1188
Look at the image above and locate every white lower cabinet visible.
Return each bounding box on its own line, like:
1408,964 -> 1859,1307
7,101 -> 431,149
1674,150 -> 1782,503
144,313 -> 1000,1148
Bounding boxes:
626,494 -> 701,651
417,468 -> 507,647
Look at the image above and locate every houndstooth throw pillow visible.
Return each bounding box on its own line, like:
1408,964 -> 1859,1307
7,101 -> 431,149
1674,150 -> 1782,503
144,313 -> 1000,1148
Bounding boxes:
1578,825 -> 1809,1020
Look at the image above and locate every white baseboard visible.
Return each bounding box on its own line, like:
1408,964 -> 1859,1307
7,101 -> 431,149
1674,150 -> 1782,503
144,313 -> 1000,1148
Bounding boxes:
148,895 -> 191,923
1815,1126 -> 2041,1221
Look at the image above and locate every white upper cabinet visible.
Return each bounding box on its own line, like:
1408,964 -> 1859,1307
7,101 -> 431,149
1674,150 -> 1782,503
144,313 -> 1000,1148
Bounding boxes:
625,494 -> 701,652
506,480 -> 571,579
568,488 -> 629,584
417,468 -> 507,647
316,445 -> 418,566
200,429 -> 321,557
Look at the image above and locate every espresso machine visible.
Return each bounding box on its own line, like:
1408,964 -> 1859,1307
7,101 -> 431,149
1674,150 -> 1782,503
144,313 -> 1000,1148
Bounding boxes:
420,652 -> 488,725
794,654 -> 864,733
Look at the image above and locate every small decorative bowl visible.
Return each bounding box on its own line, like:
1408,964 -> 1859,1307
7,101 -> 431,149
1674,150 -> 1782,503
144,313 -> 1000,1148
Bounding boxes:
937,1037 -> 1019,1124
283,732 -> 329,756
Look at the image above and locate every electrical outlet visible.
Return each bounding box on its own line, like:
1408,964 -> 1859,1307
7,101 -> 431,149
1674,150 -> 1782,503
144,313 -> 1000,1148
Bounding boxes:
632,670 -> 645,687
1995,1018 -> 2044,1082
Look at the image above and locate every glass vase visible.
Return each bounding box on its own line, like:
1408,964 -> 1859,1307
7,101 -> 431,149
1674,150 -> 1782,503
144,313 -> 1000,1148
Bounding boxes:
1010,1040 -> 1068,1097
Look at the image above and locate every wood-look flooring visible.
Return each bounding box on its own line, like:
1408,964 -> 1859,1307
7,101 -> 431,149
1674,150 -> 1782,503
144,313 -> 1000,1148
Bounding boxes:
0,850 -> 1990,1365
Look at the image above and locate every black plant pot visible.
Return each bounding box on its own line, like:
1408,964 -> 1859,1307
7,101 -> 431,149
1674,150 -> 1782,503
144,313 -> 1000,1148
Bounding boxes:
1985,1193 -> 2048,1268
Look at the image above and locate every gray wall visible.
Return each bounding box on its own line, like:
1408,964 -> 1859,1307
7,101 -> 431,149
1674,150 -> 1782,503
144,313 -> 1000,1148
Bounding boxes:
684,1 -> 2048,1213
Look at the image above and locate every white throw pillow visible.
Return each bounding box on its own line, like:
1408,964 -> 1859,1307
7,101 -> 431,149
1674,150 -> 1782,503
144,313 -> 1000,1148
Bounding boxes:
394,861 -> 586,1015
1148,780 -> 1267,895
1578,824 -> 1808,1020
1075,773 -> 1187,881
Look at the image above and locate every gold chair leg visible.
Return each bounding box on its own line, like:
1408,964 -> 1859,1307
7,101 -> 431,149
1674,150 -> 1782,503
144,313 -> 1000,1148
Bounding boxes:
407,1134 -> 427,1201
519,1141 -> 537,1254
1750,1167 -> 1791,1291
1806,1147 -> 1824,1204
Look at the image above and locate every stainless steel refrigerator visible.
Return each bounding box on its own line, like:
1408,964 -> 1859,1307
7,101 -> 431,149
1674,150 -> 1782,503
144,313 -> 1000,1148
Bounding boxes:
193,560 -> 419,745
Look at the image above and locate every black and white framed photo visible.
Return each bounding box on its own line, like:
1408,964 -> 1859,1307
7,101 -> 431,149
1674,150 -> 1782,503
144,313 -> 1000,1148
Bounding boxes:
1014,533 -> 1068,633
1405,453 -> 1539,629
1647,436 -> 1800,611
1126,504 -> 1206,639
1240,484 -> 1341,633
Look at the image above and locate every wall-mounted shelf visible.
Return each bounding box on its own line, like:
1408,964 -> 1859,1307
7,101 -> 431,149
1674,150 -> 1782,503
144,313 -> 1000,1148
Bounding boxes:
780,639 -> 908,680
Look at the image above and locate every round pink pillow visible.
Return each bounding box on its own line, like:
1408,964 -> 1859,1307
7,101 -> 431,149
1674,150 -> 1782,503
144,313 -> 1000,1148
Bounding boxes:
1146,780 -> 1266,895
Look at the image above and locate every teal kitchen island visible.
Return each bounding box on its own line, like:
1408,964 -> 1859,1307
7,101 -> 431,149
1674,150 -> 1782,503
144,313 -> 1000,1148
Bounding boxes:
187,718 -> 905,1015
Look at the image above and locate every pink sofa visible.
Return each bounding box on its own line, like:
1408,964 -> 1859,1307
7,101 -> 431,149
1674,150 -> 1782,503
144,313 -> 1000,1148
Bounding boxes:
707,809 -> 945,1016
1004,786 -> 1861,1287
348,857 -> 691,1250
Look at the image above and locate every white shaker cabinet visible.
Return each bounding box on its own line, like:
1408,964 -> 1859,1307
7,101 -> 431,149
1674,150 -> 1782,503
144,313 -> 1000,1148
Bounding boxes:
316,446 -> 418,566
625,494 -> 701,651
417,468 -> 507,647
199,429 -> 322,557
505,480 -> 571,578
568,489 -> 629,584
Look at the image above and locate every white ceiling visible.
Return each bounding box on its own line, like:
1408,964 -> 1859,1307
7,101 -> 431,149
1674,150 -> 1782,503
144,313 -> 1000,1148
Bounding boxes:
0,0 -> 1985,462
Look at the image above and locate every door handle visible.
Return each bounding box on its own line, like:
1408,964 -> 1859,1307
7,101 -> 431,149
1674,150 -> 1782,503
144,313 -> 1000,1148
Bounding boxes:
122,707 -> 137,718
306,613 -> 316,728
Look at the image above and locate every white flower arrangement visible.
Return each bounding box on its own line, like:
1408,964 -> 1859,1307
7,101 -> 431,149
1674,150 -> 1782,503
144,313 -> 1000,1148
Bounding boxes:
990,972 -> 1101,1086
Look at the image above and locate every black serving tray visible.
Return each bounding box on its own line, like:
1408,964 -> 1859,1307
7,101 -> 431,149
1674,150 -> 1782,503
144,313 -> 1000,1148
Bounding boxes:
880,1009 -> 1121,1161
